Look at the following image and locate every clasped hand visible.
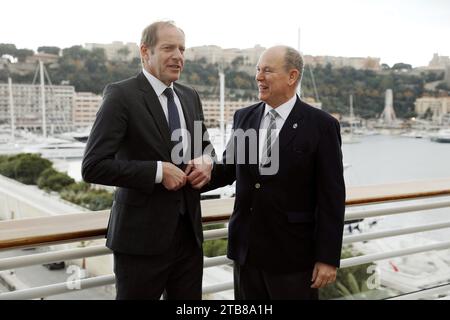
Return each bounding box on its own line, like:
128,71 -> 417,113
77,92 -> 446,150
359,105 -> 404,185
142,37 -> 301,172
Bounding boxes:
162,155 -> 213,191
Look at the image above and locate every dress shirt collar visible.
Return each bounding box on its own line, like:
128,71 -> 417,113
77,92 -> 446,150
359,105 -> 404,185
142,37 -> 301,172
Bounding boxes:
263,94 -> 297,121
142,68 -> 174,97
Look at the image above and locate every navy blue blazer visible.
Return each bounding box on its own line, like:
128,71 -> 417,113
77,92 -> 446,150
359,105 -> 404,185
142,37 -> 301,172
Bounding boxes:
206,97 -> 346,273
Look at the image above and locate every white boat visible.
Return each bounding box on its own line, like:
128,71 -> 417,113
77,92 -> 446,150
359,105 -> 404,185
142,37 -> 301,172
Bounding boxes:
59,126 -> 92,143
430,129 -> 450,143
342,133 -> 362,144
21,138 -> 86,159
353,235 -> 450,297
342,95 -> 362,144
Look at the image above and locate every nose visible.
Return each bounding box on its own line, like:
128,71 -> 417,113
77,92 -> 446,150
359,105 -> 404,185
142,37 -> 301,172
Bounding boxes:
255,69 -> 264,81
174,48 -> 184,61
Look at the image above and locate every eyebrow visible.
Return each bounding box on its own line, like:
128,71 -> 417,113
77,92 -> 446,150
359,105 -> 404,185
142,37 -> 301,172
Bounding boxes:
257,65 -> 272,71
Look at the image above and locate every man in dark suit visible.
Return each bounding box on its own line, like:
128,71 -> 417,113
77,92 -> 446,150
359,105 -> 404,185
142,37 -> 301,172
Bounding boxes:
204,46 -> 346,300
82,21 -> 213,300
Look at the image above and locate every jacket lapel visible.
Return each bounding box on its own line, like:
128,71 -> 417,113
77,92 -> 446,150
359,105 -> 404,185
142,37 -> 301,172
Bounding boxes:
248,103 -> 265,178
137,72 -> 172,157
278,96 -> 304,152
258,96 -> 304,181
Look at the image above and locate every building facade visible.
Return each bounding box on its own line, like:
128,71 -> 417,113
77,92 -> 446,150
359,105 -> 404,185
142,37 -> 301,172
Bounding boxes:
73,92 -> 102,128
415,96 -> 450,123
0,83 -> 75,133
303,55 -> 381,71
202,99 -> 257,127
185,45 -> 265,67
428,53 -> 450,70
85,42 -> 140,62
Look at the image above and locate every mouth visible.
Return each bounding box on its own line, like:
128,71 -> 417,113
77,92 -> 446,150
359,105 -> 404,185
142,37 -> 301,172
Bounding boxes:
258,85 -> 269,91
168,64 -> 181,71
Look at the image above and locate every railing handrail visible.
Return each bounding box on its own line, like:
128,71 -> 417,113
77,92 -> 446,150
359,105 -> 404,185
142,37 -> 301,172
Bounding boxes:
1,178 -> 450,250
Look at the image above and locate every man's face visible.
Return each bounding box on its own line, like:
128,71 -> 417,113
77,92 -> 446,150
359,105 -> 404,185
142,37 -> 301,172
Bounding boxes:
255,48 -> 292,107
143,26 -> 185,86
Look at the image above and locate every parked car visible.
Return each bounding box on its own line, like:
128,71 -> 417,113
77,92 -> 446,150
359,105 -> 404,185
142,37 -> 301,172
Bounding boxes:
42,261 -> 66,270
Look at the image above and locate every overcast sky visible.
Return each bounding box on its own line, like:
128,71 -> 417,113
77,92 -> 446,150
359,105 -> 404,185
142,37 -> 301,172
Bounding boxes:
2,0 -> 449,67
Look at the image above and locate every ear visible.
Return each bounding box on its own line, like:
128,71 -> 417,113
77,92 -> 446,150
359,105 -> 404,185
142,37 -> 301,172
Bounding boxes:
140,44 -> 149,61
288,69 -> 299,86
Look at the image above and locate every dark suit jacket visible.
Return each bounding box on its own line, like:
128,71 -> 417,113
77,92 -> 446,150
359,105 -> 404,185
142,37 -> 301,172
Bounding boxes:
206,97 -> 346,273
82,72 -> 212,255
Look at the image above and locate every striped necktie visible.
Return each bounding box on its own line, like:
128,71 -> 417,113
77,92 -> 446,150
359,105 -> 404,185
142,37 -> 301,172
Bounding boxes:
260,109 -> 278,167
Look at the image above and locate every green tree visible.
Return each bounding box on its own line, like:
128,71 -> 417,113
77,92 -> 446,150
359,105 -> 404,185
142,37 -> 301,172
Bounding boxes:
15,49 -> 34,62
0,154 -> 52,184
37,167 -> 75,192
0,43 -> 18,56
392,63 -> 412,70
117,47 -> 130,61
0,155 -> 17,178
37,46 -> 61,55
422,107 -> 434,120
59,182 -> 113,210
203,223 -> 228,257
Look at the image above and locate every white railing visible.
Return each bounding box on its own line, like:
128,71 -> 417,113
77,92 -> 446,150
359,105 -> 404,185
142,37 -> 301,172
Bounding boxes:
1,195 -> 450,300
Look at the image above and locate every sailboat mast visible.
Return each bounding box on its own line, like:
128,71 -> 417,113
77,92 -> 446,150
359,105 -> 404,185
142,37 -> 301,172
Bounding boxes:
39,60 -> 47,138
349,94 -> 354,135
350,94 -> 354,118
219,70 -> 225,150
8,77 -> 15,142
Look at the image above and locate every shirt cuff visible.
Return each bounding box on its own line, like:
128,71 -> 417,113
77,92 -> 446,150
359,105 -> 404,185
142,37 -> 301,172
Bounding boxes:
203,154 -> 214,166
155,161 -> 163,183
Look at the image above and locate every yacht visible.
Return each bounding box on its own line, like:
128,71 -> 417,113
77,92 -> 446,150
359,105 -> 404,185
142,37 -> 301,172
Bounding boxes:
21,138 -> 86,159
430,129 -> 450,143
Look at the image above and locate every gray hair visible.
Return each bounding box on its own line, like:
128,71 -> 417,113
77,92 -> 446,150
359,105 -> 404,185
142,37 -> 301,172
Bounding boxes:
140,21 -> 184,53
283,46 -> 304,86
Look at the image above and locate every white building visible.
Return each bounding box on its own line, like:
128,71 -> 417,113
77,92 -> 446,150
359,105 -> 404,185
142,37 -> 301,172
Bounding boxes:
415,96 -> 450,124
85,42 -> 140,62
0,82 -> 75,132
185,45 -> 265,68
73,92 -> 102,128
202,99 -> 256,127
428,53 -> 450,70
304,55 -> 381,71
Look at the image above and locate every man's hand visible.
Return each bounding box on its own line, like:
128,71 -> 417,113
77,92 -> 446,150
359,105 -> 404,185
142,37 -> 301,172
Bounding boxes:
185,155 -> 213,189
162,162 -> 187,191
311,262 -> 337,289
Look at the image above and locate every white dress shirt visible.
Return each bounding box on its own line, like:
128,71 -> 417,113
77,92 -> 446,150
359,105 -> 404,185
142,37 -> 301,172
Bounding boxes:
258,94 -> 297,165
142,69 -> 188,183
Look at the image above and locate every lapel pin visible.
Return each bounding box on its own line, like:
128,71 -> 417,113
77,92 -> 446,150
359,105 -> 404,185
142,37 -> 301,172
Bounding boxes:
293,123 -> 298,129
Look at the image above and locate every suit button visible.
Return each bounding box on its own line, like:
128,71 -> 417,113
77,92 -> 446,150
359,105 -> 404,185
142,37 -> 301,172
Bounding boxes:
255,183 -> 261,189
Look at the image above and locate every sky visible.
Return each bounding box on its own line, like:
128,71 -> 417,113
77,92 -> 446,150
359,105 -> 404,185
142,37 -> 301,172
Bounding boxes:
1,0 -> 449,67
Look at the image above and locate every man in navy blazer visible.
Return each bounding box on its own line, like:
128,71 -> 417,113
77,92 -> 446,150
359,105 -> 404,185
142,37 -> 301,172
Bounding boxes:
204,46 -> 346,299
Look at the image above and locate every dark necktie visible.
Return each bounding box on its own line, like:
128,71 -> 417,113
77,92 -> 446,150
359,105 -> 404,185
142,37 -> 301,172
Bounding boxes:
163,87 -> 183,155
163,87 -> 186,215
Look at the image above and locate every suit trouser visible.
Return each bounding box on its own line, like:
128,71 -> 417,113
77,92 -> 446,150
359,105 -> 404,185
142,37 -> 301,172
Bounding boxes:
234,262 -> 318,300
113,213 -> 203,300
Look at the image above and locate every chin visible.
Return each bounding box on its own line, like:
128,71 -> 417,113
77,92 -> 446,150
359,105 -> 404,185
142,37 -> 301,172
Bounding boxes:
258,93 -> 268,102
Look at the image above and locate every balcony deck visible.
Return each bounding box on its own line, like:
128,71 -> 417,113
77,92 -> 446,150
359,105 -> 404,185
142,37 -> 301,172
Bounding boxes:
1,178 -> 450,251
